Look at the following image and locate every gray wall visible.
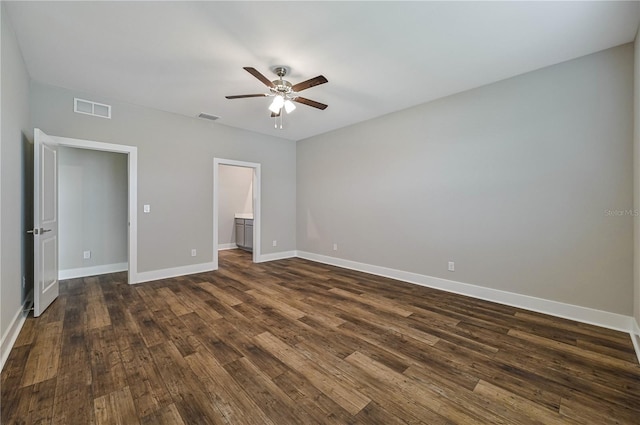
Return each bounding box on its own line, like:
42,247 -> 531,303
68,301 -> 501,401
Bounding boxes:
634,34 -> 640,329
297,44 -> 634,315
1,3 -> 32,344
218,164 -> 253,246
58,147 -> 128,273
31,82 -> 297,274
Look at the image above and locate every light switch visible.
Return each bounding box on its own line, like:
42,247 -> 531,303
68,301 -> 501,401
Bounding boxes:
143,204 -> 150,213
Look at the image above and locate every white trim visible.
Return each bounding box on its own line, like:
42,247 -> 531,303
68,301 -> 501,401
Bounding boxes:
59,262 -> 128,280
49,134 -> 138,284
296,251 -> 634,334
632,318 -> 640,364
218,243 -> 238,251
213,158 -> 261,270
257,250 -> 297,263
1,293 -> 33,371
135,261 -> 215,284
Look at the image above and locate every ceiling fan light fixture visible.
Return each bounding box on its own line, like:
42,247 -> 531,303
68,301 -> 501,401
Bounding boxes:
284,99 -> 296,113
269,95 -> 284,113
226,66 -> 328,128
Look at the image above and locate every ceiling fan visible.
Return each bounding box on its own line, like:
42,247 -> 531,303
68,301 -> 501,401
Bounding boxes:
226,66 -> 328,127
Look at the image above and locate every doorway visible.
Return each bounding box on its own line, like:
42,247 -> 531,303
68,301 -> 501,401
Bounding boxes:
46,133 -> 138,284
213,158 -> 261,269
58,147 -> 128,280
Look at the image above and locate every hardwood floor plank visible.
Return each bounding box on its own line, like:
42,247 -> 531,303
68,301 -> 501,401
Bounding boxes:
2,250 -> 638,424
86,277 -> 112,330
341,351 -> 453,425
156,287 -> 193,317
13,314 -> 37,347
148,341 -> 227,424
1,343 -> 30,387
20,321 -> 63,387
185,349 -> 277,425
140,403 -> 187,425
117,330 -> 173,418
26,377 -> 58,424
94,386 -> 140,425
254,331 -> 371,415
345,351 -> 444,415
87,325 -> 128,398
246,288 -> 306,320
153,308 -> 201,358
52,303 -> 95,425
196,281 -> 244,306
179,312 -> 242,365
559,395 -> 640,425
329,287 -> 414,317
272,369 -> 357,425
473,380 -> 581,425
2,384 -> 32,425
223,356 -> 320,425
176,285 -> 225,323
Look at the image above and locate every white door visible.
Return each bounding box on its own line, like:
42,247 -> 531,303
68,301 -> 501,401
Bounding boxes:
33,128 -> 59,317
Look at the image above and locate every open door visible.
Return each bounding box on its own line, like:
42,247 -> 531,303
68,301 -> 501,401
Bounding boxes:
32,129 -> 59,317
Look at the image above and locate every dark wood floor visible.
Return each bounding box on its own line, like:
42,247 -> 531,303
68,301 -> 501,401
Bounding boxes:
2,249 -> 639,424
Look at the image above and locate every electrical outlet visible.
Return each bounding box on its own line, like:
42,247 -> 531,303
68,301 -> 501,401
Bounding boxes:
448,261 -> 455,272
191,249 -> 197,257
272,240 -> 277,247
143,204 -> 150,213
333,243 -> 338,251
83,250 -> 91,259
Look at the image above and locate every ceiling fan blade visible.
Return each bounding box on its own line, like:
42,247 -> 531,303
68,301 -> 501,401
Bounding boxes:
225,94 -> 268,99
291,75 -> 328,92
293,97 -> 328,110
243,67 -> 275,88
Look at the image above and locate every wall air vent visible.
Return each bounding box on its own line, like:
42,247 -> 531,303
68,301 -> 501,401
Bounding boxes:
74,98 -> 111,119
198,113 -> 220,121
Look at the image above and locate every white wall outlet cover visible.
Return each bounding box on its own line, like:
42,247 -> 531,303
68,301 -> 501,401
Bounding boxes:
333,243 -> 338,251
448,261 -> 455,271
84,250 -> 91,259
143,204 -> 150,213
272,240 -> 277,247
191,249 -> 197,257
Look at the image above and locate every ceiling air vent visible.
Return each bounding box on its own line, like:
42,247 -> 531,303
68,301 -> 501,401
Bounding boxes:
198,113 -> 220,121
74,98 -> 111,119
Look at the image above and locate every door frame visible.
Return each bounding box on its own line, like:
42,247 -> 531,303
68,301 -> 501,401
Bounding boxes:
50,134 -> 138,284
213,158 -> 261,269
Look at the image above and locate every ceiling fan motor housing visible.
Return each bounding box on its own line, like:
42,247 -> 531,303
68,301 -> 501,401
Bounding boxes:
271,80 -> 293,96
271,66 -> 294,97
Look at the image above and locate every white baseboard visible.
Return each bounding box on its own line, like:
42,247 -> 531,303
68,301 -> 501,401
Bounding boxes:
1,292 -> 33,371
218,243 -> 237,251
632,318 -> 640,364
296,251 -> 634,334
59,262 -> 128,280
257,250 -> 297,263
135,261 -> 215,284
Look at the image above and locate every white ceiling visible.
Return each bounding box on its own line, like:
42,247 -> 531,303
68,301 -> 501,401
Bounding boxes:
6,1 -> 640,141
